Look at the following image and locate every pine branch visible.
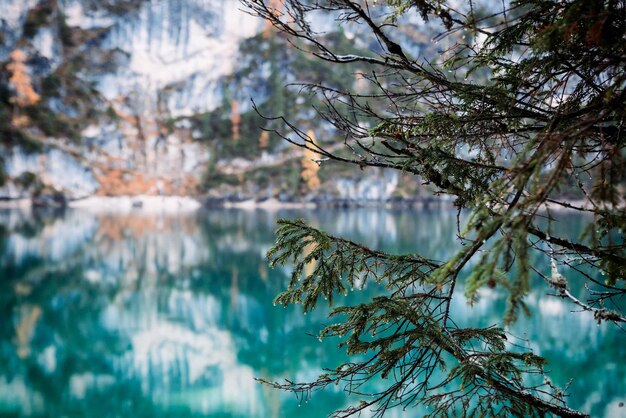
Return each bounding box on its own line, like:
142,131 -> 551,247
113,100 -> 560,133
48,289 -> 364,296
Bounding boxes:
264,219 -> 590,417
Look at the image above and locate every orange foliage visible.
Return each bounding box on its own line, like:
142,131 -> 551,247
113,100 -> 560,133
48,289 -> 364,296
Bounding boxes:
95,169 -> 163,196
8,49 -> 40,108
301,129 -> 321,191
7,49 -> 40,128
230,99 -> 241,141
259,130 -> 270,149
263,0 -> 284,38
95,165 -> 199,196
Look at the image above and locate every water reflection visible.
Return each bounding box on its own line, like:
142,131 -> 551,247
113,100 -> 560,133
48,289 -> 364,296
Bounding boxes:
0,207 -> 623,417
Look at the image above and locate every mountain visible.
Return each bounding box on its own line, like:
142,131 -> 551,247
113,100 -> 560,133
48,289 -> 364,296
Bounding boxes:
0,0 -> 436,205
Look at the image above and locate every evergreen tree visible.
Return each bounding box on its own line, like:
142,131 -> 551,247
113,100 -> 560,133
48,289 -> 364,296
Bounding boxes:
243,1 -> 626,416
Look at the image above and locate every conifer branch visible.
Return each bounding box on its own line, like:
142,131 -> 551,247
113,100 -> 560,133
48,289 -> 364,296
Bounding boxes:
245,0 -> 626,416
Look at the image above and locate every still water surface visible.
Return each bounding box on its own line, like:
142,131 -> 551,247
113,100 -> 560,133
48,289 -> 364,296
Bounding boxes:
0,207 -> 623,417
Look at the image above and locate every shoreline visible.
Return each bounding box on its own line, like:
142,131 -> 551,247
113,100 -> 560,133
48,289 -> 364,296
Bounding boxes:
0,195 -> 602,213
0,195 -> 454,212
0,195 -> 203,213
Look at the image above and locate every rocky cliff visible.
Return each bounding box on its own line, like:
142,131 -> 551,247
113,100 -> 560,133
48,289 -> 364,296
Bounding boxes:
0,0 -> 435,205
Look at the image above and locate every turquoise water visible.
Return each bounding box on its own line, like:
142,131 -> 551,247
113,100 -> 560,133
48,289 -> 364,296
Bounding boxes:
0,207 -> 623,417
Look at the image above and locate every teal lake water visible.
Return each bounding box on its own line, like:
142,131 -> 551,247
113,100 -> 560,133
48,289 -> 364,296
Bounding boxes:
0,207 -> 624,417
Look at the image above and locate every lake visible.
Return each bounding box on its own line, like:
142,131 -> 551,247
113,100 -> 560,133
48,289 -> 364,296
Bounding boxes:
0,207 -> 623,417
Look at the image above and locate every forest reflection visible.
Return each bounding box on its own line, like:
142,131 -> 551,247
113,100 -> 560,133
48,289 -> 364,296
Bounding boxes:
0,207 -> 623,417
